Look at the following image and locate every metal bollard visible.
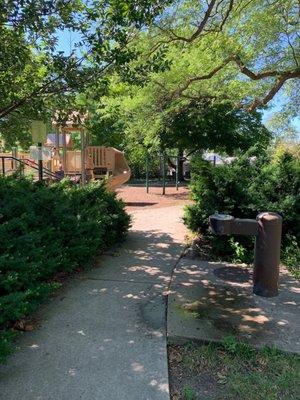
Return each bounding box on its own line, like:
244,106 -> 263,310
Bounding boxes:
209,212 -> 282,297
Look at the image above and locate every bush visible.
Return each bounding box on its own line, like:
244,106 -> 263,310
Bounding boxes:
184,145 -> 300,276
0,177 -> 130,359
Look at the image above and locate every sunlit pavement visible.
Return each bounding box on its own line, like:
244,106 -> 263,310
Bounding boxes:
168,253 -> 300,354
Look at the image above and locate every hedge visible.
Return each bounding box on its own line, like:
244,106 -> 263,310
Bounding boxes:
0,177 -> 130,361
184,145 -> 300,277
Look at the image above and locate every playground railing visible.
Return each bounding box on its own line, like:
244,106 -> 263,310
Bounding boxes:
0,156 -> 59,180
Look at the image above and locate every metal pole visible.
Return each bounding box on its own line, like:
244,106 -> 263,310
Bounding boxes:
146,151 -> 149,193
85,130 -> 90,146
81,128 -> 86,186
162,153 -> 166,195
38,142 -> 43,181
253,212 -> 282,297
175,156 -> 179,191
2,157 -> 5,176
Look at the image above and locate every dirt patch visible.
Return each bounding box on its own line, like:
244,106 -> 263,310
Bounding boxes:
213,266 -> 252,284
116,184 -> 192,211
168,344 -> 223,400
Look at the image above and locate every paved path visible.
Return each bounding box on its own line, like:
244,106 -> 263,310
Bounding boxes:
0,201 -> 188,400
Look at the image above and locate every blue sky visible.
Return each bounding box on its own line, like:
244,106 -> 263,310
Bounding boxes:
262,100 -> 300,134
57,29 -> 82,56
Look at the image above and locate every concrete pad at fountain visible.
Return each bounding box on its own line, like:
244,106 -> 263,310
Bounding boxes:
167,257 -> 300,353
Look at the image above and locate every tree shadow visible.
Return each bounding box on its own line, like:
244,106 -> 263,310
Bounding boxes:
125,201 -> 158,207
0,228 -> 181,398
169,260 -> 300,352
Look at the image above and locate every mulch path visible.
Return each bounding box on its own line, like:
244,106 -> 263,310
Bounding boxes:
116,184 -> 192,211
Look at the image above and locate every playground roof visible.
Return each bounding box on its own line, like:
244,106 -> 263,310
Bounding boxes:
45,133 -> 73,149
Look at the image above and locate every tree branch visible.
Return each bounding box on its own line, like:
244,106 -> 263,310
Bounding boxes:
0,37 -> 135,119
171,56 -> 236,98
169,0 -> 218,43
247,69 -> 300,111
148,0 -> 235,55
167,54 -> 300,110
0,55 -> 86,119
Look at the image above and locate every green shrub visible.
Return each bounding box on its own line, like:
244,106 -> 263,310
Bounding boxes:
184,146 -> 300,276
0,177 -> 130,359
0,331 -> 16,363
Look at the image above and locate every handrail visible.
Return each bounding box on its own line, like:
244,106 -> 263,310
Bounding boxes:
21,158 -> 56,177
13,156 -> 58,178
0,156 -> 59,180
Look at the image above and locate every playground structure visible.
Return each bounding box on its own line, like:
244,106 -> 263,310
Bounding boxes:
0,146 -> 131,190
63,146 -> 131,189
0,114 -> 131,190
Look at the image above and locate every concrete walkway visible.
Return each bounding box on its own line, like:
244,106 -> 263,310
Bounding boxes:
0,205 -> 187,400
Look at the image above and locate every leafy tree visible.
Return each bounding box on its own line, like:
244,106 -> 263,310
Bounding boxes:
160,100 -> 271,155
80,0 -> 299,164
144,0 -> 300,112
94,1 -> 298,163
265,112 -> 299,142
157,100 -> 271,179
0,0 -> 170,147
2,0 -> 299,151
82,70 -> 271,179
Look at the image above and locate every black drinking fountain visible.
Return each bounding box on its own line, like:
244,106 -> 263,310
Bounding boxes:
209,212 -> 282,297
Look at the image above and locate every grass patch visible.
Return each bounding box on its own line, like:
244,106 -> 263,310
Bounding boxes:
169,337 -> 300,400
183,385 -> 197,400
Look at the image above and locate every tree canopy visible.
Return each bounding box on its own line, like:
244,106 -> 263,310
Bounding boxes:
141,0 -> 300,112
159,101 -> 271,155
0,0 -> 299,149
0,0 -> 169,144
